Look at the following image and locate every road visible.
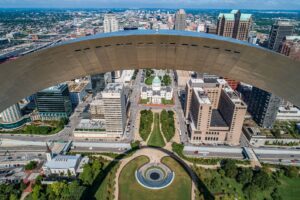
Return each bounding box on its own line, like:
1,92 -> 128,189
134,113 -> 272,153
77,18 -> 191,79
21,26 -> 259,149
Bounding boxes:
172,71 -> 188,144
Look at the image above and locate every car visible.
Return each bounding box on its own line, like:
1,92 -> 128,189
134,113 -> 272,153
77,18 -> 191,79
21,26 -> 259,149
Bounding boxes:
194,151 -> 198,154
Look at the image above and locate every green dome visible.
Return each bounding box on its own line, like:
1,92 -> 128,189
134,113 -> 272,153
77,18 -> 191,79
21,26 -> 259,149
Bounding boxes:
152,76 -> 161,84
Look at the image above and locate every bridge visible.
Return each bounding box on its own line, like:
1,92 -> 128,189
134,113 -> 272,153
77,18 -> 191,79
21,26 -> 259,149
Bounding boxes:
0,30 -> 299,111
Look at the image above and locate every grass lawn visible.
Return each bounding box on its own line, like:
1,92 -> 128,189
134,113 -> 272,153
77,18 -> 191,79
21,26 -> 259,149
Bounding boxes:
278,176 -> 300,200
161,98 -> 174,105
147,113 -> 165,147
119,156 -> 191,200
94,161 -> 120,200
145,76 -> 154,85
140,98 -> 149,104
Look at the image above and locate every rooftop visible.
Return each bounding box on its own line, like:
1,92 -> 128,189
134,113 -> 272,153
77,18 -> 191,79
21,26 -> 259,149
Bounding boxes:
210,109 -> 228,127
276,20 -> 294,26
41,84 -> 67,92
285,36 -> 300,42
102,83 -> 123,93
240,14 -> 252,21
194,88 -> 211,105
76,119 -> 105,130
218,13 -> 235,21
152,76 -> 161,84
67,81 -> 89,93
44,154 -> 81,169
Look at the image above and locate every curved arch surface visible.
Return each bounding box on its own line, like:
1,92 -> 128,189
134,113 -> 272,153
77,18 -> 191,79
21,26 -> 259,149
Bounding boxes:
0,30 -> 300,111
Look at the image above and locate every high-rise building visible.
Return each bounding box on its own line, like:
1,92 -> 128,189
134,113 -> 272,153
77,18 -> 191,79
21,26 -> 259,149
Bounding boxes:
35,84 -> 72,120
174,70 -> 192,89
268,20 -> 294,52
247,87 -> 281,128
174,9 -> 186,31
280,36 -> 300,61
184,78 -> 225,118
185,78 -> 247,145
91,73 -> 106,93
217,10 -> 252,41
103,12 -> 119,33
90,94 -> 105,119
0,103 -> 22,123
67,79 -> 91,107
101,83 -> 126,137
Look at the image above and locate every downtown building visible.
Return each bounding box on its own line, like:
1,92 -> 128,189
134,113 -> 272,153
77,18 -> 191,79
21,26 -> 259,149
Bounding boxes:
35,84 -> 72,120
103,12 -> 122,80
216,10 -> 252,89
184,78 -> 247,145
102,83 -> 126,137
74,83 -> 126,139
280,36 -> 300,61
268,20 -> 294,52
247,87 -> 281,128
217,10 -> 252,41
0,103 -> 31,130
67,79 -> 91,108
103,12 -> 119,33
90,73 -> 107,94
174,9 -> 187,31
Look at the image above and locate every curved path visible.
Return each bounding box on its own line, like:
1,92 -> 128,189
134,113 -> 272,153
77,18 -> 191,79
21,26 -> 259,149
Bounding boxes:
114,146 -> 214,200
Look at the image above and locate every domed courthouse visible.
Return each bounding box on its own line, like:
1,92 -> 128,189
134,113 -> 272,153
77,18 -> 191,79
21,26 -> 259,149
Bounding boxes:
141,76 -> 173,104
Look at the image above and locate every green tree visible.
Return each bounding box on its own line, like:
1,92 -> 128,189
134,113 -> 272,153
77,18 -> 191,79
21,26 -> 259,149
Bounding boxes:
271,188 -> 282,200
243,184 -> 259,200
50,182 -> 67,198
79,164 -> 94,185
24,161 -> 38,170
236,168 -> 253,185
9,194 -> 18,200
284,166 -> 299,178
32,184 -> 42,200
68,181 -> 86,200
222,159 -> 238,178
92,159 -> 102,178
252,170 -> 274,190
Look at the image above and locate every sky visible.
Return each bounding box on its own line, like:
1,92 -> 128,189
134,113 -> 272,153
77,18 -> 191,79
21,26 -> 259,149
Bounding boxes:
0,0 -> 300,10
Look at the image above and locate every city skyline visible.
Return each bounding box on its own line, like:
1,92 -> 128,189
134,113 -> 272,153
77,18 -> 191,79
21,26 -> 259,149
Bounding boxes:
0,0 -> 300,10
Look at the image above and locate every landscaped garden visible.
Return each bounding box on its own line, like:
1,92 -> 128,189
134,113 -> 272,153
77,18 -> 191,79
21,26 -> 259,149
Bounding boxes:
160,109 -> 175,142
0,118 -> 68,135
193,160 -> 300,200
119,156 -> 191,200
266,121 -> 300,139
147,113 -> 166,147
139,110 -> 153,141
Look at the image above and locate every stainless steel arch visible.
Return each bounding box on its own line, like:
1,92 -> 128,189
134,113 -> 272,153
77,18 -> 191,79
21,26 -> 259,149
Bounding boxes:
0,30 -> 299,111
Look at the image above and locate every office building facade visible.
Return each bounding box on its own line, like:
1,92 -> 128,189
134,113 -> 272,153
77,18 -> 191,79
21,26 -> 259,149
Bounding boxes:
185,78 -> 247,145
101,83 -> 126,137
280,36 -> 300,61
247,87 -> 281,128
67,80 -> 91,107
217,10 -> 252,41
174,9 -> 187,31
103,13 -> 119,33
268,20 -> 294,52
0,103 -> 22,123
91,73 -> 107,93
35,84 -> 72,120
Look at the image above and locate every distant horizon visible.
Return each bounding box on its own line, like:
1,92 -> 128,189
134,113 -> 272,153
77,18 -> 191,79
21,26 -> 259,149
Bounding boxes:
0,7 -> 300,11
0,0 -> 300,10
